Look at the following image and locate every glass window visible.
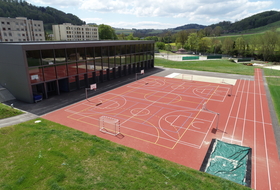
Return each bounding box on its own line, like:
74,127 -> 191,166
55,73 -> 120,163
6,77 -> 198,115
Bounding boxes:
29,67 -> 44,84
94,47 -> 101,58
95,58 -> 102,70
126,45 -> 131,54
66,48 -> 77,62
109,46 -> 115,56
55,49 -> 66,64
102,57 -> 109,69
77,61 -> 87,74
102,47 -> 108,57
67,62 -> 77,76
121,45 -> 126,55
136,44 -> 140,53
26,50 -> 41,67
109,56 -> 115,68
41,49 -> 54,65
86,47 -> 94,60
126,55 -> 131,64
56,64 -> 67,78
121,55 -> 126,65
77,48 -> 86,61
87,59 -> 95,71
43,66 -> 56,81
131,45 -> 135,53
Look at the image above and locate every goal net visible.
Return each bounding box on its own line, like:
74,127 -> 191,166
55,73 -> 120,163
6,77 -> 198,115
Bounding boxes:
99,116 -> 120,136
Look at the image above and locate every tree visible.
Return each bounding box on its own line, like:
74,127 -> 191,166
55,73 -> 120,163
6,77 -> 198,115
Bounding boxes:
198,37 -> 210,53
235,37 -> 246,56
204,27 -> 213,37
258,30 -> 279,61
98,24 -> 117,40
221,38 -> 234,55
176,30 -> 188,48
156,42 -> 165,50
188,33 -> 199,52
213,26 -> 222,36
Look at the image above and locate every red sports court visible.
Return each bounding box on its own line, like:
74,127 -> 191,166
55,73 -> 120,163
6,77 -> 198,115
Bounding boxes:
43,68 -> 280,189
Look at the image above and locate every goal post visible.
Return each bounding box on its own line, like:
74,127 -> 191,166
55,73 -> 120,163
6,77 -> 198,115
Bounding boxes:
99,116 -> 120,136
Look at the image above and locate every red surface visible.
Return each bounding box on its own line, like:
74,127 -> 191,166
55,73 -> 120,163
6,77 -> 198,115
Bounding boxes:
42,68 -> 280,189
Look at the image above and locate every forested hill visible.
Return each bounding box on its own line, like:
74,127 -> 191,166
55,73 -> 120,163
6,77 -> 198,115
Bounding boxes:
0,0 -> 85,31
209,10 -> 280,33
174,24 -> 206,30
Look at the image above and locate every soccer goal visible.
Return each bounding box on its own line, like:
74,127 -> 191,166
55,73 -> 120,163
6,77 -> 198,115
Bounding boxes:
99,116 -> 120,136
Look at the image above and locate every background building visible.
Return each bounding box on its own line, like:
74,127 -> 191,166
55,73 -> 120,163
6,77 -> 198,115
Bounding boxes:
0,40 -> 154,103
52,23 -> 99,41
0,17 -> 45,42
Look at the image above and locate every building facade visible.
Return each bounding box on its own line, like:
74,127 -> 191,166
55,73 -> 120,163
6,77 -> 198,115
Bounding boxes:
0,17 -> 45,42
52,23 -> 99,41
0,40 -> 154,103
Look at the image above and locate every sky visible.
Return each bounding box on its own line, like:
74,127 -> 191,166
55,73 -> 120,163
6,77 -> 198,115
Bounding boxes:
26,0 -> 280,29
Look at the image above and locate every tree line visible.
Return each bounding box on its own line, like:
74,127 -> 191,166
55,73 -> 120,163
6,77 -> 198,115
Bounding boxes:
153,28 -> 280,62
0,0 -> 85,31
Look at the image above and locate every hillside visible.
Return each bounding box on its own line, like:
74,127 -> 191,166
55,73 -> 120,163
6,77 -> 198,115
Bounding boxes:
209,10 -> 280,33
0,0 -> 85,32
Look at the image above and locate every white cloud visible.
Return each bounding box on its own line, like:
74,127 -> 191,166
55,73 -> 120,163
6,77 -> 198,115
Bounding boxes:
102,21 -> 178,29
83,17 -> 103,24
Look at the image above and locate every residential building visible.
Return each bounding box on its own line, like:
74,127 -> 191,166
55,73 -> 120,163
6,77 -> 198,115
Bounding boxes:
0,40 -> 154,103
52,23 -> 99,41
0,17 -> 45,42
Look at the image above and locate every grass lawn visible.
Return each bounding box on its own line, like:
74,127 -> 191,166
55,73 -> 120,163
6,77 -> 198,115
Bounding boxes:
155,58 -> 256,76
0,119 -> 250,190
0,103 -> 23,119
263,68 -> 280,124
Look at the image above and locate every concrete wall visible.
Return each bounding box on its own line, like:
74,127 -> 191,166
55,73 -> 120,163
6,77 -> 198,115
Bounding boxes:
0,44 -> 33,103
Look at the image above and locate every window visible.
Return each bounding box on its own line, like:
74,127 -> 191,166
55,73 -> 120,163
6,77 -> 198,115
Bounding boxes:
16,22 -> 19,25
10,39 -> 13,42
1,22 -> 4,24
8,28 -> 11,30
7,22 -> 10,25
3,33 -> 7,36
9,33 -> 12,36
22,34 -> 25,36
34,24 -> 37,26
2,27 -> 6,30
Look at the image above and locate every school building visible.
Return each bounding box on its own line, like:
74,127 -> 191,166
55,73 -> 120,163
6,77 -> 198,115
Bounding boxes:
0,40 -> 154,103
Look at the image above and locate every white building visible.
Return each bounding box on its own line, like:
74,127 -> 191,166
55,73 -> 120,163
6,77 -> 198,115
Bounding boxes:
0,17 -> 45,42
52,23 -> 99,41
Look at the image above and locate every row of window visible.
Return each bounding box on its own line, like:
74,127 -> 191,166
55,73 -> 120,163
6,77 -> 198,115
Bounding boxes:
65,27 -> 97,31
2,27 -> 42,31
2,38 -> 44,42
66,35 -> 98,39
26,45 -> 154,67
1,21 -> 41,27
2,33 -> 42,37
66,31 -> 97,35
29,57 -> 152,83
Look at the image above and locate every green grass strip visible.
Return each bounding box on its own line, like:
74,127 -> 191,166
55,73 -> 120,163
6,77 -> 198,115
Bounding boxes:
0,103 -> 23,119
155,58 -> 256,75
0,119 -> 250,190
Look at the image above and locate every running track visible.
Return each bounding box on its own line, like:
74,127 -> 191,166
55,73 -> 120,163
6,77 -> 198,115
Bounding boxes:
43,68 -> 280,189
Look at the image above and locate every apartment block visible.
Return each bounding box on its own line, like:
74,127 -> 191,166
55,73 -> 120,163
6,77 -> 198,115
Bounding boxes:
52,23 -> 99,41
0,17 -> 45,42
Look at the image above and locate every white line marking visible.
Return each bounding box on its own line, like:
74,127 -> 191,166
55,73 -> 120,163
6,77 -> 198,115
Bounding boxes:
257,69 -> 272,190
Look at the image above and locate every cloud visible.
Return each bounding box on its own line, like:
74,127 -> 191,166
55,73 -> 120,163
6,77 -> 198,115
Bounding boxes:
100,21 -> 178,29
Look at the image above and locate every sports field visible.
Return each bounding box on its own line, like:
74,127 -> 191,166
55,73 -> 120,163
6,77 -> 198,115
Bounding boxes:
43,68 -> 280,189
